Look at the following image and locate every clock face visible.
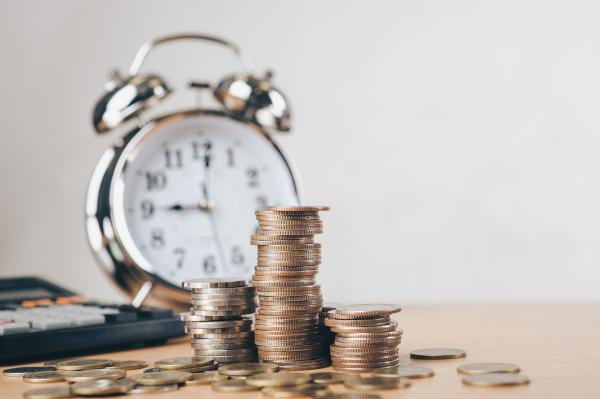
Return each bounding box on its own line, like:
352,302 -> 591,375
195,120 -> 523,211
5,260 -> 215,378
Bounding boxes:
110,113 -> 299,286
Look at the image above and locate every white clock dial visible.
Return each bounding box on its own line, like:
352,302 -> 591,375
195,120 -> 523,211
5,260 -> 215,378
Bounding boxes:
110,113 -> 299,286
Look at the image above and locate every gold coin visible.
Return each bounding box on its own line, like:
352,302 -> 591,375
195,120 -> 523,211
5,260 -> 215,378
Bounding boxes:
309,372 -> 345,384
373,366 -> 434,379
70,378 -> 134,395
247,371 -> 311,387
63,368 -> 126,382
22,386 -> 71,399
262,383 -> 331,398
410,348 -> 467,360
130,370 -> 193,385
219,362 -> 279,376
212,379 -> 261,392
130,384 -> 179,394
344,375 -> 410,390
22,371 -> 67,383
55,358 -> 113,371
266,206 -> 330,212
186,370 -> 229,385
457,362 -> 520,375
154,356 -> 213,370
106,360 -> 148,370
182,278 -> 247,289
328,304 -> 401,319
462,373 -> 530,387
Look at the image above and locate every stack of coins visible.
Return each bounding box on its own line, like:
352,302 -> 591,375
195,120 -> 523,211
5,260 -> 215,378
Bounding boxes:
325,304 -> 402,373
181,278 -> 257,363
319,304 -> 338,350
251,206 -> 330,370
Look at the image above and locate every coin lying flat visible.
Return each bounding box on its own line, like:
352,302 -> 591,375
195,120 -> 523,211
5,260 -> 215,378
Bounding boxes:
143,368 -> 161,373
320,395 -> 381,399
130,370 -> 193,385
106,360 -> 148,370
22,371 -> 67,383
219,362 -> 279,376
154,356 -> 214,370
462,373 -> 530,387
308,372 -> 345,384
70,378 -> 134,396
247,372 -> 311,388
63,368 -> 126,382
3,366 -> 56,377
183,278 -> 247,289
212,379 -> 261,392
22,386 -> 72,399
373,366 -> 434,379
410,348 -> 467,360
130,384 -> 179,394
55,359 -> 113,371
457,362 -> 520,375
344,375 -> 410,390
263,383 -> 331,398
186,370 -> 229,385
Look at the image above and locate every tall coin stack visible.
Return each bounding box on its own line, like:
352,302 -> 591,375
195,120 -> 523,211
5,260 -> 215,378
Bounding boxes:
251,206 -> 330,370
181,278 -> 257,363
325,304 -> 402,373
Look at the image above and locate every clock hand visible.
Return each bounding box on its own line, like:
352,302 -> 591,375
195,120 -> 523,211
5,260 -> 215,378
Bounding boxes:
203,153 -> 228,272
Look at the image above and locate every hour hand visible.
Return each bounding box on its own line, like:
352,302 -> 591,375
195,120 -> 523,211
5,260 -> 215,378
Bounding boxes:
162,202 -> 213,212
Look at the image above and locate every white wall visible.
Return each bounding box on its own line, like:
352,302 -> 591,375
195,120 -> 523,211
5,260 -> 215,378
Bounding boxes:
1,0 -> 598,304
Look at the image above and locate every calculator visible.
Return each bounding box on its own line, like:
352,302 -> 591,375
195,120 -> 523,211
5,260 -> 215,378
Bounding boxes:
0,277 -> 185,364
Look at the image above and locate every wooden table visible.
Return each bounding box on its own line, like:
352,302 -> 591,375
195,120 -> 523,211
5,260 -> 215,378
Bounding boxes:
2,304 -> 598,398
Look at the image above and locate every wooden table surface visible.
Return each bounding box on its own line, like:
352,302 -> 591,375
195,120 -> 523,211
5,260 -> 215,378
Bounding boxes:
2,304 -> 598,398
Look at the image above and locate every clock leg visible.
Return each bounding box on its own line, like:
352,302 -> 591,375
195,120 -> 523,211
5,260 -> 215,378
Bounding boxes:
131,280 -> 154,308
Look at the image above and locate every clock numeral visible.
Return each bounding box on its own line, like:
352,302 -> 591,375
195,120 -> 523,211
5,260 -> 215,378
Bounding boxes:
203,255 -> 216,275
145,172 -> 167,191
192,141 -> 212,160
140,200 -> 154,219
247,167 -> 259,188
231,246 -> 244,266
256,195 -> 268,210
150,228 -> 165,249
173,247 -> 186,269
164,148 -> 183,169
227,148 -> 235,167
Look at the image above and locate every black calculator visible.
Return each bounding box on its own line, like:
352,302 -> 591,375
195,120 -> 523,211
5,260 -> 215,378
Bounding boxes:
0,277 -> 185,364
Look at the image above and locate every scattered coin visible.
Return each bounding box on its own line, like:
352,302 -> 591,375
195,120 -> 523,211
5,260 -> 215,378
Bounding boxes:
22,386 -> 72,399
186,370 -> 229,385
130,370 -> 192,385
344,375 -> 410,390
319,394 -> 381,399
70,378 -> 134,396
22,371 -> 67,383
63,368 -> 126,382
308,371 -> 346,384
457,362 -> 520,375
212,379 -> 261,392
154,356 -> 214,370
410,348 -> 467,360
263,383 -> 331,398
55,359 -> 113,371
373,366 -> 434,379
143,368 -> 161,373
462,373 -> 530,387
219,362 -> 279,376
247,371 -> 311,388
106,360 -> 148,370
3,366 -> 56,377
130,384 -> 179,394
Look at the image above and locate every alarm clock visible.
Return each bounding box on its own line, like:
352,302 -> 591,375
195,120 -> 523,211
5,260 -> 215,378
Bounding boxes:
86,33 -> 300,309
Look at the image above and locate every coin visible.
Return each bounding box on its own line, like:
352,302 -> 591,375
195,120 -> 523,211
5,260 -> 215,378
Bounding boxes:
212,379 -> 261,392
3,366 -> 56,377
22,386 -> 72,399
247,371 -> 311,388
63,368 -> 126,382
328,304 -> 401,319
457,362 -> 520,375
154,356 -> 214,370
130,384 -> 179,394
186,370 -> 229,385
182,278 -> 248,289
462,373 -> 530,387
330,321 -> 398,334
55,358 -> 113,371
70,378 -> 134,395
106,360 -> 148,370
325,317 -> 390,328
130,370 -> 193,385
410,348 -> 467,360
319,394 -> 381,399
266,206 -> 330,212
22,371 -> 67,383
373,366 -> 434,379
219,362 -> 279,376
263,383 -> 331,398
143,368 -> 161,373
309,372 -> 345,384
344,375 -> 410,390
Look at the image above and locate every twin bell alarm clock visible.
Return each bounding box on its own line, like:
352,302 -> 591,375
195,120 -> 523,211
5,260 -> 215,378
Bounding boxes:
86,33 -> 301,309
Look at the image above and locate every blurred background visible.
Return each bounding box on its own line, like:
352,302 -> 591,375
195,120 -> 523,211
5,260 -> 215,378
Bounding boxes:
1,0 -> 599,304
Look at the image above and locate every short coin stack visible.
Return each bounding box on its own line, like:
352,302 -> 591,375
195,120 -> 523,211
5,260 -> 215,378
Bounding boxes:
181,278 -> 257,363
251,206 -> 330,370
325,304 -> 402,372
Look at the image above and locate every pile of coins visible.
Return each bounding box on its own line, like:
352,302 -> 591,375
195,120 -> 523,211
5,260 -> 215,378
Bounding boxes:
250,206 -> 330,370
181,278 -> 257,363
325,304 -> 402,372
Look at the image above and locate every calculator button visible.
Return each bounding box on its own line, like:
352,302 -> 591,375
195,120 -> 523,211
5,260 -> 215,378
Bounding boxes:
32,319 -> 72,330
105,311 -> 137,323
0,321 -> 30,335
73,315 -> 106,326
